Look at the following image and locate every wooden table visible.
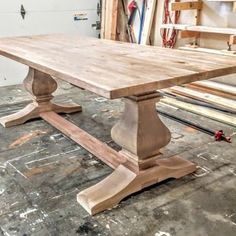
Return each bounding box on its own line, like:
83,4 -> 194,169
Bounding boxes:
0,34 -> 236,215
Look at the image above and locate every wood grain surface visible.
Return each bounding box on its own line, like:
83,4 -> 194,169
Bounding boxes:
0,34 -> 236,99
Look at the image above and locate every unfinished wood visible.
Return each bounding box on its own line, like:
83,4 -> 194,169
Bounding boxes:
40,90 -> 196,214
103,0 -> 110,39
192,81 -> 236,95
110,0 -> 119,40
41,111 -> 126,170
234,2 -> 236,12
0,103 -> 39,128
116,0 -> 129,42
195,0 -> 202,26
111,92 -> 171,169
104,0 -> 112,39
187,81 -> 236,100
207,0 -> 236,1
169,86 -> 236,112
179,46 -> 236,56
5,34 -> 235,215
171,1 -> 203,11
141,0 -> 157,45
76,92 -> 195,215
111,92 -> 171,171
186,84 -> 236,100
161,24 -> 236,35
161,97 -> 236,127
103,0 -> 118,40
0,67 -> 82,127
180,31 -> 200,38
40,90 -> 196,215
229,35 -> 236,45
1,35 -> 236,99
101,0 -> 106,39
77,157 -> 196,215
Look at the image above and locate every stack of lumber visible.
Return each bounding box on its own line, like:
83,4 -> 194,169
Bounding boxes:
101,0 -> 129,41
160,81 -> 236,127
101,0 -> 119,40
101,0 -> 157,44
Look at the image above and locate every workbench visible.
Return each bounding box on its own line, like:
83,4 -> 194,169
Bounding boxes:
0,34 -> 236,215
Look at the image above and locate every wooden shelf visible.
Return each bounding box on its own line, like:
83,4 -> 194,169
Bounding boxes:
161,24 -> 236,35
207,0 -> 236,2
171,1 -> 203,11
179,46 -> 236,56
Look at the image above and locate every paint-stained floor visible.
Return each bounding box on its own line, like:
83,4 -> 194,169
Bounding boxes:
0,81 -> 236,236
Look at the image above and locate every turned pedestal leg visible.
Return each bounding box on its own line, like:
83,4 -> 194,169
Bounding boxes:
77,91 -> 196,215
0,68 -> 82,127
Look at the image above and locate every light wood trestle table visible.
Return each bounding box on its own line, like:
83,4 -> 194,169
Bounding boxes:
0,34 -> 236,215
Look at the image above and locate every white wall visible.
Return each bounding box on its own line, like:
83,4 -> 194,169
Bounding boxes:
0,0 -> 100,86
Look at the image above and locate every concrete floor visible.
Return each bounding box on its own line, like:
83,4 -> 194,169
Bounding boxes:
0,81 -> 235,236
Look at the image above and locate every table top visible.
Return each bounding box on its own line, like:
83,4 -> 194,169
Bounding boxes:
0,34 -> 236,99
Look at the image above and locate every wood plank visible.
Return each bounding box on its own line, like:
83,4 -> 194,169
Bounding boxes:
195,0 -> 202,26
161,24 -> 236,35
104,0 -> 111,39
180,31 -> 200,38
116,0 -> 129,42
186,81 -> 236,100
40,111 -> 127,169
141,0 -> 157,45
110,0 -> 119,40
101,0 -> 106,39
207,0 -> 235,1
179,46 -> 236,56
168,86 -> 236,112
1,35 -> 236,99
190,81 -> 236,95
103,0 -> 118,40
233,2 -> 236,12
229,35 -> 236,45
161,97 -> 236,127
171,1 -> 203,11
104,0 -> 113,39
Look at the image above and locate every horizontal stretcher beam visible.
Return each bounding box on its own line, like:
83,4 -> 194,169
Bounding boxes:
40,111 -> 127,169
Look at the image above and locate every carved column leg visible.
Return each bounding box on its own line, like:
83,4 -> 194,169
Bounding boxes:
0,68 -> 82,127
112,92 -> 171,170
77,91 -> 196,215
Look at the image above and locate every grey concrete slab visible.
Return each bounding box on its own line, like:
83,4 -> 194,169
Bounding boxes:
0,82 -> 235,236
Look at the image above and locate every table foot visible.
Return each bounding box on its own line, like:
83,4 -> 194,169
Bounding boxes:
0,102 -> 82,128
0,67 -> 82,128
0,103 -> 38,128
77,156 -> 196,215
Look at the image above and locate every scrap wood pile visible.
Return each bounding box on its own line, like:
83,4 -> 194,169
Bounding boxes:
101,0 -> 181,45
101,0 -> 128,41
101,0 -> 158,44
159,81 -> 236,135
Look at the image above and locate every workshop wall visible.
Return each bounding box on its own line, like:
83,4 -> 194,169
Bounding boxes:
154,0 -> 236,49
153,0 -> 236,85
0,0 -> 100,86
